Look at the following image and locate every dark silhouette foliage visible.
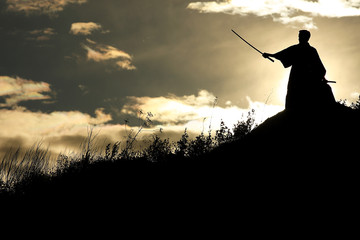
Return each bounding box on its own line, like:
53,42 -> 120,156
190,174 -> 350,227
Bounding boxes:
143,135 -> 172,162
175,128 -> 189,158
232,109 -> 257,140
215,120 -> 233,145
1,102 -> 360,219
187,132 -> 213,158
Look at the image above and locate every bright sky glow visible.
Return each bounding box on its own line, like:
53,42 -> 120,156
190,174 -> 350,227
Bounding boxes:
0,0 -> 359,157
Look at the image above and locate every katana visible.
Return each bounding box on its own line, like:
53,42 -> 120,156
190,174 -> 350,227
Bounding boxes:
231,29 -> 274,62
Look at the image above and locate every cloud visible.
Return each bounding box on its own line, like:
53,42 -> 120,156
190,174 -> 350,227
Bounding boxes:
0,107 -> 111,137
122,90 -> 214,125
6,0 -> 87,16
187,0 -> 360,29
69,22 -> 103,35
0,76 -> 52,107
0,90 -> 282,159
78,84 -> 89,95
28,27 -> 56,41
82,39 -> 136,70
116,60 -> 137,71
122,90 -> 283,131
0,106 -> 113,157
0,105 -> 162,159
83,43 -> 131,61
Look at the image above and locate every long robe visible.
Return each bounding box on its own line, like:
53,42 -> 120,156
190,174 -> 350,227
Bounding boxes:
274,42 -> 334,110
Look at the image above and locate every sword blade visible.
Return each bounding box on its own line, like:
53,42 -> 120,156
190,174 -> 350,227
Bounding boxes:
231,29 -> 262,54
231,29 -> 274,62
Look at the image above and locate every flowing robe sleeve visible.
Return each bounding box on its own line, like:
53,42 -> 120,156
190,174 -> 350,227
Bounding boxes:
273,44 -> 330,110
273,45 -> 326,80
273,46 -> 297,68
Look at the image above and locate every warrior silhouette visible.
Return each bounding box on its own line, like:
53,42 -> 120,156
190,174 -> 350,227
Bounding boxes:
263,30 -> 335,110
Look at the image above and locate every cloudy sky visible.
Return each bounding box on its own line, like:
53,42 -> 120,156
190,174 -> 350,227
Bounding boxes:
1,0 -> 360,156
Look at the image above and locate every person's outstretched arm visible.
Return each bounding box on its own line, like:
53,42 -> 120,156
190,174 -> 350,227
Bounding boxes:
262,53 -> 276,59
263,47 -> 294,68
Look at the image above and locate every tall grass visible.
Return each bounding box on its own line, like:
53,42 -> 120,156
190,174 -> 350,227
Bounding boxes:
0,109 -> 258,193
0,143 -> 52,190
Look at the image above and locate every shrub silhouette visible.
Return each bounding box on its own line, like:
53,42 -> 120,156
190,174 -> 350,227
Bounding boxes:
350,95 -> 360,111
187,132 -> 214,158
232,109 -> 257,140
215,120 -> 233,146
175,128 -> 190,158
143,135 -> 172,162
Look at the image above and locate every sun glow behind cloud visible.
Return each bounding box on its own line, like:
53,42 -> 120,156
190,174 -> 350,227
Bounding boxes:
122,90 -> 283,132
0,89 -> 283,158
187,0 -> 360,29
6,0 -> 357,162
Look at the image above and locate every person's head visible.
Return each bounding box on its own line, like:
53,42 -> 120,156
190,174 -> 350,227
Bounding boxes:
298,30 -> 311,43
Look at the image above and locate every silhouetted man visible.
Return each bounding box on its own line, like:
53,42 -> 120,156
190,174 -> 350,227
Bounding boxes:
263,30 -> 334,110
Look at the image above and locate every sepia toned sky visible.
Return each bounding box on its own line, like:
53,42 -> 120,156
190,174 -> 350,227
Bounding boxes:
1,0 -> 360,156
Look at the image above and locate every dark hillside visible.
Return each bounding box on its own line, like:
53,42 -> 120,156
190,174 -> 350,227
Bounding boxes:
2,103 -> 359,217
201,102 -> 360,191
212,102 -> 358,154
248,103 -> 360,158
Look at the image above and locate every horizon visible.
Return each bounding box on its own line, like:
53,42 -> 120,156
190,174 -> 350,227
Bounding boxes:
1,0 -> 360,156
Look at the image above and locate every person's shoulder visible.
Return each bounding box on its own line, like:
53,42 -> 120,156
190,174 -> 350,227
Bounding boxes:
280,44 -> 298,53
308,45 -> 319,53
288,44 -> 299,49
298,43 -> 318,52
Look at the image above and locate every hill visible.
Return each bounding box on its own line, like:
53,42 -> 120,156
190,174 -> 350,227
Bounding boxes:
249,103 -> 360,157
2,102 -> 359,216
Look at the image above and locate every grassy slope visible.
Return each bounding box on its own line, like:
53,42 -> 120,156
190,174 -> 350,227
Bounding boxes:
1,103 -> 359,211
